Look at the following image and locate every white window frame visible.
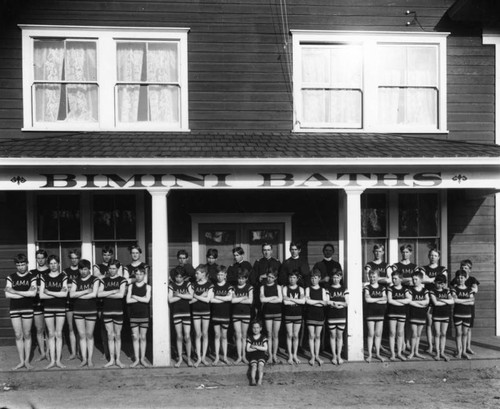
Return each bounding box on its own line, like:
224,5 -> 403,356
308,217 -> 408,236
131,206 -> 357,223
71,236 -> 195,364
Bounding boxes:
292,30 -> 449,133
20,25 -> 190,132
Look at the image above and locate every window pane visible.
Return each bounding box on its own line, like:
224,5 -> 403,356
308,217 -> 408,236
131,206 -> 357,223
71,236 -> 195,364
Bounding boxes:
149,85 -> 179,123
147,42 -> 178,82
65,41 -> 97,81
378,87 -> 437,126
303,89 -> 361,127
37,196 -> 59,240
115,195 -> 136,239
34,84 -> 62,122
60,242 -> 82,270
58,195 -> 81,240
34,40 -> 64,81
117,42 -> 145,82
397,239 -> 438,266
408,46 -> 437,86
362,193 -> 387,238
93,195 -> 115,240
417,194 -> 438,236
399,193 -> 438,237
66,84 -> 98,122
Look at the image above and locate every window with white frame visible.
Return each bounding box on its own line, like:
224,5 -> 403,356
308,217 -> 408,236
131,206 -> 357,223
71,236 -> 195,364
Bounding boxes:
20,25 -> 189,131
292,31 -> 448,133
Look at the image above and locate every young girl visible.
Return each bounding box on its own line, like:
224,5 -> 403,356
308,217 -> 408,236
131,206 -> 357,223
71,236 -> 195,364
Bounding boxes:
39,255 -> 68,369
98,261 -> 127,368
232,268 -> 253,364
126,267 -> 151,368
260,267 -> 282,364
190,264 -> 213,368
211,265 -> 233,365
364,244 -> 389,285
387,244 -> 417,287
430,274 -> 454,361
386,270 -> 411,361
246,320 -> 268,386
70,259 -> 100,368
124,245 -> 150,284
326,271 -> 349,365
407,270 -> 429,360
364,269 -> 387,363
422,249 -> 448,355
451,269 -> 475,360
30,249 -> 49,362
305,269 -> 328,366
5,254 -> 37,370
64,249 -> 81,361
282,270 -> 305,365
169,268 -> 194,367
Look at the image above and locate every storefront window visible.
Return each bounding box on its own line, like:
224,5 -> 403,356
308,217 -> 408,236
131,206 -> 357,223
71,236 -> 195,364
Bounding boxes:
361,193 -> 387,268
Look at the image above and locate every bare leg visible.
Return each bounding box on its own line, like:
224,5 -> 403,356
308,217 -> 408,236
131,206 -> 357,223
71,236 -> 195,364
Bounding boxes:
462,328 -> 471,360
241,322 -> 249,363
234,320 -> 243,364
212,325 -> 221,366
329,328 -> 337,364
314,326 -> 323,366
426,311 -> 433,354
66,310 -> 77,360
86,319 -> 96,368
34,313 -> 47,361
455,325 -> 463,358
265,320 -> 273,364
414,325 -> 425,358
433,321 -> 441,361
200,319 -> 210,366
388,320 -> 397,361
336,329 -> 344,364
292,323 -> 301,364
183,323 -> 193,367
440,322 -> 449,362
114,323 -> 125,368
75,318 -> 88,367
466,328 -> 474,354
139,327 -> 150,367
257,361 -> 264,386
11,317 -> 27,370
286,322 -> 294,364
131,326 -> 141,367
104,321 -> 115,367
396,321 -> 406,361
250,363 -> 257,385
366,321 -> 374,363
374,321 -> 385,362
308,325 -> 315,366
193,319 -> 202,368
272,320 -> 281,363
44,316 -> 56,369
220,327 -> 229,364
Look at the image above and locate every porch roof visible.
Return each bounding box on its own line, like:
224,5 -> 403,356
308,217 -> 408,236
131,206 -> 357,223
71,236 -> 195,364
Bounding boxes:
1,132 -> 500,160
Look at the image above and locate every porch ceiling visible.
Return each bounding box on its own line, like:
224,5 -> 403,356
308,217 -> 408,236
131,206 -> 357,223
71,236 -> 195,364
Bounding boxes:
1,132 -> 500,160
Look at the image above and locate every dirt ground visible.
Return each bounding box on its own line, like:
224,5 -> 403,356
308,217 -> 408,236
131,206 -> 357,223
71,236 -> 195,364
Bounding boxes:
1,359 -> 500,409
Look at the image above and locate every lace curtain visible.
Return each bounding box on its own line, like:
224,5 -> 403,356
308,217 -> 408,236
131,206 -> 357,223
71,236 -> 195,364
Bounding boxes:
116,42 -> 179,123
378,45 -> 437,126
301,46 -> 362,127
34,40 -> 98,122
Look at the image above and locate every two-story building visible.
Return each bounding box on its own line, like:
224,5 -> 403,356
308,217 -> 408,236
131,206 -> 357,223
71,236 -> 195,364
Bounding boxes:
0,0 -> 498,365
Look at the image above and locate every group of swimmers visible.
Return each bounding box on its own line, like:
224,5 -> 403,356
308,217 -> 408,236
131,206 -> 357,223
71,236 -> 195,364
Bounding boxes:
4,241 -> 479,383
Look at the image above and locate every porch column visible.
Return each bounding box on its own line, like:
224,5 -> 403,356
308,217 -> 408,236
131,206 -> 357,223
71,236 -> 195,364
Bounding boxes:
148,189 -> 171,366
343,188 -> 365,361
497,192 -> 500,336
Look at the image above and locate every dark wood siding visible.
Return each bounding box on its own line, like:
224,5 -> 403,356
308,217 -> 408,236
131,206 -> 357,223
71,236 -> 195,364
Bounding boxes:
0,0 -> 495,144
448,189 -> 496,337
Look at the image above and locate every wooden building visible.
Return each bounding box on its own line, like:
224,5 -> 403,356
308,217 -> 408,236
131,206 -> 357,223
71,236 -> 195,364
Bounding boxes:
0,0 -> 498,364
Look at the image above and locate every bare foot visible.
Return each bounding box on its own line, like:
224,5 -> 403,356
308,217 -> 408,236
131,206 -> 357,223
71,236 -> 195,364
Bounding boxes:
442,354 -> 450,362
25,362 -> 33,370
79,360 -> 88,367
193,359 -> 201,368
12,362 -> 24,370
250,379 -> 256,386
242,357 -> 248,364
337,357 -> 344,365
174,359 -> 182,368
433,354 -> 440,361
187,359 -> 194,367
221,357 -> 230,365
466,348 -> 475,355
131,360 -> 140,368
426,348 -> 433,355
201,358 -> 209,366
365,355 -> 372,363
212,358 -> 219,366
45,361 -> 56,369
375,354 -> 385,362
88,361 -> 94,368
68,354 -> 77,361
293,357 -> 301,364
55,361 -> 66,369
257,380 -> 263,386
267,357 -> 273,365
104,360 -> 115,368
35,354 -> 47,362
140,359 -> 151,368
331,357 -> 337,365
397,354 -> 407,361
389,355 -> 397,362
234,358 -> 242,365
308,358 -> 315,366
116,360 -> 125,368
462,353 -> 471,360
407,353 -> 414,360
415,353 -> 425,359
273,356 -> 281,364
288,358 -> 294,365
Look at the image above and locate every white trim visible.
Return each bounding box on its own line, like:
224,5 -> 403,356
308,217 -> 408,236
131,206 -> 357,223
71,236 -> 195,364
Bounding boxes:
26,192 -> 36,268
440,190 -> 448,267
1,157 -> 498,167
80,192 -> 92,261
496,192 -> 500,336
190,213 -> 293,267
483,34 -> 500,145
388,190 -> 399,264
20,25 -> 189,132
292,30 -> 449,133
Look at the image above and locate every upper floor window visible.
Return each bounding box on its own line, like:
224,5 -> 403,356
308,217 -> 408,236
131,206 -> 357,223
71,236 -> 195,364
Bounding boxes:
20,25 -> 189,132
292,31 -> 448,133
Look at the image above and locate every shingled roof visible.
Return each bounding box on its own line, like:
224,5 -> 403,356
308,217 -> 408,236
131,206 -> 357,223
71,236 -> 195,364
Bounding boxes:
1,132 -> 500,159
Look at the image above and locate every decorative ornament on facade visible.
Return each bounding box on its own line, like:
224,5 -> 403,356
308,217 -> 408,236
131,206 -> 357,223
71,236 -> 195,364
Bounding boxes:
452,174 -> 468,184
11,176 -> 26,185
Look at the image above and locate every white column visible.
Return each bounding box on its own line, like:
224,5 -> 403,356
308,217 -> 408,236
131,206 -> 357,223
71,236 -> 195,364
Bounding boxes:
148,189 -> 171,366
496,192 -> 500,336
80,192 -> 93,261
343,188 -> 365,362
26,192 -> 36,268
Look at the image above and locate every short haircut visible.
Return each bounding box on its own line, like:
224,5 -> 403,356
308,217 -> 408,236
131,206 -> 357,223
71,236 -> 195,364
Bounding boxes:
196,264 -> 207,275
232,246 -> 244,255
238,268 -> 250,279
133,267 -> 146,276
428,248 -> 440,257
288,269 -> 299,278
368,268 -> 379,277
391,269 -> 402,278
412,269 -> 424,280
173,265 -> 185,277
400,244 -> 413,253
35,249 -> 48,258
206,248 -> 218,259
373,244 -> 385,252
322,243 -> 334,253
251,319 -> 263,328
177,249 -> 188,258
14,254 -> 28,264
460,259 -> 473,269
331,270 -> 342,277
455,269 -> 467,278
217,265 -> 227,274
435,273 -> 447,284
102,246 -> 114,255
108,260 -> 121,269
290,241 -> 302,251
48,254 -> 60,264
261,242 -> 272,250
78,259 -> 91,270
311,268 -> 321,278
129,245 -> 142,254
68,249 -> 81,258
266,267 -> 278,278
